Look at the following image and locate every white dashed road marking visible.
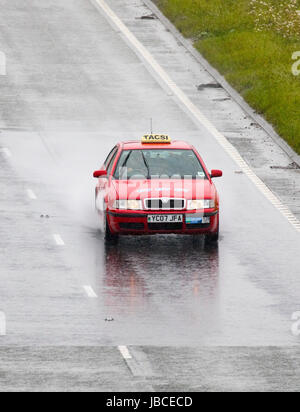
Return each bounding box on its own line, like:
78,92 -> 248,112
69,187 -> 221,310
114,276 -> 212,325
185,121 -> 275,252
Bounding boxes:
91,0 -> 300,234
83,285 -> 98,298
26,189 -> 37,200
53,234 -> 65,246
118,345 -> 132,360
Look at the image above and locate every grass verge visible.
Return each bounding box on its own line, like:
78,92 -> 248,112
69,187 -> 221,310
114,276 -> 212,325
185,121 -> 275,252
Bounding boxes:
154,0 -> 300,155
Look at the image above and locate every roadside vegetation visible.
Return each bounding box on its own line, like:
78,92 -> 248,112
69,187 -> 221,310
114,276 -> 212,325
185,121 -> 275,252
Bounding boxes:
154,0 -> 300,154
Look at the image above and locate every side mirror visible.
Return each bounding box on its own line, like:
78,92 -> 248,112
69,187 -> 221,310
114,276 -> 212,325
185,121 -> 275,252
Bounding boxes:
211,169 -> 223,179
93,169 -> 107,178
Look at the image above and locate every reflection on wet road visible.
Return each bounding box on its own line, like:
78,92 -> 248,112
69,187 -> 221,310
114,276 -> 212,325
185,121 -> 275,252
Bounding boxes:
98,235 -> 219,345
84,220 -> 297,347
103,236 -> 219,312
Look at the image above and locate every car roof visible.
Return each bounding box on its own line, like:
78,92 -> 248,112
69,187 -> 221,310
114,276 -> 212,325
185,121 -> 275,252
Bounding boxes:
120,140 -> 193,150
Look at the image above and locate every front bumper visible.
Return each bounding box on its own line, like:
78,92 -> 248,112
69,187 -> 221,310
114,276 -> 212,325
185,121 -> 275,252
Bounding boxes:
107,209 -> 219,235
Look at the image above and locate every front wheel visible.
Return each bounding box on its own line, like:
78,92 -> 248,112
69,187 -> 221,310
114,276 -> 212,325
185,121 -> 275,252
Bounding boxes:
205,222 -> 219,243
103,213 -> 119,244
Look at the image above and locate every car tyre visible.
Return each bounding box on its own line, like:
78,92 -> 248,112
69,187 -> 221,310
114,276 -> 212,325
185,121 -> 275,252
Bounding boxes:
103,212 -> 119,244
205,222 -> 219,244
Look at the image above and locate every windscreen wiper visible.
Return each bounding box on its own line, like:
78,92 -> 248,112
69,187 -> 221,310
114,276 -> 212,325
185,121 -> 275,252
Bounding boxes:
122,150 -> 132,168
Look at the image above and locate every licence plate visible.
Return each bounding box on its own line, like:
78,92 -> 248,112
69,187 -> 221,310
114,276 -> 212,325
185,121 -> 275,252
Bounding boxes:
147,215 -> 183,223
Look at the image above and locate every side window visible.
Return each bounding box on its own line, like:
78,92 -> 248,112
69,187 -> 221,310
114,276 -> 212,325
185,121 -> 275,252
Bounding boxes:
104,146 -> 118,168
106,148 -> 119,175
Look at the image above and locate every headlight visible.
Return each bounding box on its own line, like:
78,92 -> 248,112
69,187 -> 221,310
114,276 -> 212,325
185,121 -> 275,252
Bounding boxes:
187,199 -> 215,210
113,199 -> 143,210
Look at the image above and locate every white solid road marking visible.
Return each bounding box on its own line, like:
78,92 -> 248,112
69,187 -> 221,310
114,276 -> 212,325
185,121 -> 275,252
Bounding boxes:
118,345 -> 132,360
0,312 -> 6,336
92,0 -> 300,234
0,148 -> 11,158
83,285 -> 98,298
26,189 -> 37,200
53,234 -> 65,246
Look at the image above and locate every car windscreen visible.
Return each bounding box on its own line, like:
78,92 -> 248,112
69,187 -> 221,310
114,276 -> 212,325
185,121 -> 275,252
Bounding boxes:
113,149 -> 207,180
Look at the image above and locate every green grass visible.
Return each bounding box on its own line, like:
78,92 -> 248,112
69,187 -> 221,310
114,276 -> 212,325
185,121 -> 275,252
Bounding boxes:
154,0 -> 300,154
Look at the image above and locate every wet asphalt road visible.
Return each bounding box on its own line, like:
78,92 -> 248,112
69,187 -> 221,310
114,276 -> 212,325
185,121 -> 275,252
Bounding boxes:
0,0 -> 300,391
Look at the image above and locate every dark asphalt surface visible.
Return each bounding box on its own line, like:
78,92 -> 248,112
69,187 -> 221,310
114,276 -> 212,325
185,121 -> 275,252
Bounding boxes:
0,0 -> 300,391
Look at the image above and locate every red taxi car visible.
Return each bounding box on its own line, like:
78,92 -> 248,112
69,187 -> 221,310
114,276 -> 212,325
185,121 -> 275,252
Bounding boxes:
93,135 -> 222,243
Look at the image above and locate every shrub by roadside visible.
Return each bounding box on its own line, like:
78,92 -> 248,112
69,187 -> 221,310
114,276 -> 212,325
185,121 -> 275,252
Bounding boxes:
154,0 -> 300,154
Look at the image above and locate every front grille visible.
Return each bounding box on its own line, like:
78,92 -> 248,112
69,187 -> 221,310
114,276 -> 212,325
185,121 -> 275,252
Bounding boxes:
186,223 -> 210,229
119,222 -> 145,230
145,198 -> 185,210
148,223 -> 183,231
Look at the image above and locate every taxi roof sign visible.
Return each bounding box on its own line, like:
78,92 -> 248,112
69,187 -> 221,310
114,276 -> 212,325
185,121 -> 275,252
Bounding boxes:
142,134 -> 171,144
